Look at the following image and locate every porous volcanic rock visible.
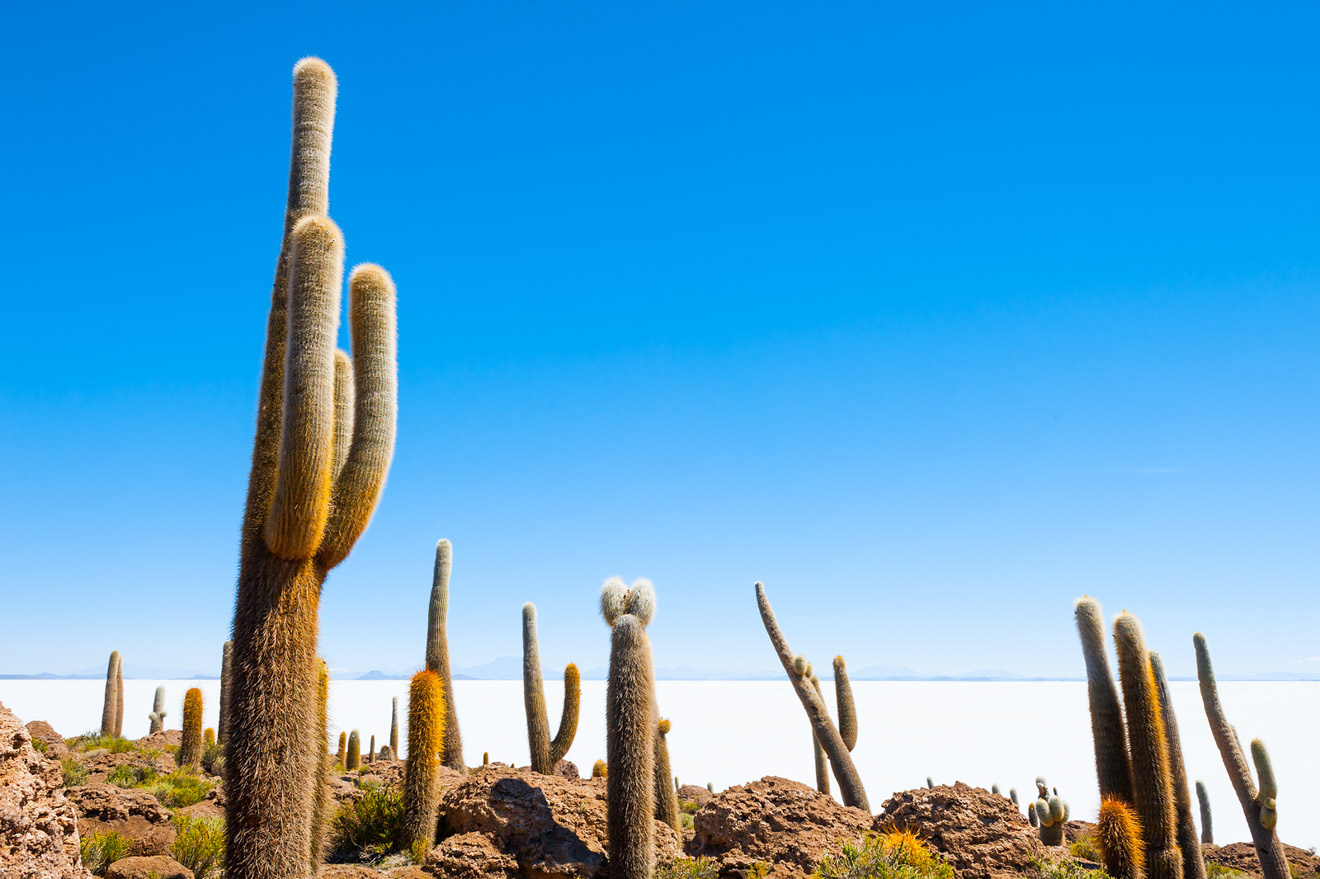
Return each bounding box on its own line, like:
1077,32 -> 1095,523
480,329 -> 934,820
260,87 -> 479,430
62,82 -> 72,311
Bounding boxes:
1063,820 -> 1097,843
77,748 -> 178,785
434,765 -> 681,879
133,730 -> 182,751
25,721 -> 70,760
678,785 -> 713,808
104,855 -> 193,879
877,783 -> 1046,879
323,866 -> 428,878
554,759 -> 580,780
686,776 -> 872,879
426,830 -> 520,879
66,783 -> 176,856
1205,842 -> 1320,879
0,701 -> 90,878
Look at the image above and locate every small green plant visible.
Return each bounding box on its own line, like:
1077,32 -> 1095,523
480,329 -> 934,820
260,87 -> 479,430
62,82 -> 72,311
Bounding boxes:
330,785 -> 405,860
1205,865 -> 1251,879
201,741 -> 225,778
31,737 -> 47,754
147,770 -> 213,808
1034,857 -> 1113,879
171,813 -> 226,879
1069,835 -> 1101,862
748,863 -> 771,879
61,758 -> 89,787
67,733 -> 135,754
656,857 -> 720,879
80,830 -> 131,875
107,763 -> 158,788
409,837 -> 430,865
814,830 -> 955,879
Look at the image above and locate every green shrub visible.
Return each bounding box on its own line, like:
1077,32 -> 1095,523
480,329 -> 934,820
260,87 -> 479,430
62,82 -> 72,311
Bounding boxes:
1206,864 -> 1251,879
815,831 -> 955,879
200,742 -> 225,778
1033,857 -> 1112,879
31,737 -> 47,754
1068,835 -> 1100,862
147,770 -> 213,808
67,733 -> 135,754
330,785 -> 405,860
171,813 -> 226,879
61,758 -> 89,787
409,837 -> 430,865
657,857 -> 720,879
80,830 -> 131,876
107,764 -> 158,788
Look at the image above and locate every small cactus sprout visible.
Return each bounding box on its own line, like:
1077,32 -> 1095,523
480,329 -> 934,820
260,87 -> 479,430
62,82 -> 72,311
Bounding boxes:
482,752 -> 490,767
1010,788 -> 1019,806
401,669 -> 446,851
654,718 -> 680,831
346,731 -> 361,771
592,759 -> 607,778
427,539 -> 465,771
205,728 -> 217,749
1196,781 -> 1213,844
148,686 -> 168,734
1151,652 -> 1207,879
1098,796 -> 1147,879
793,655 -> 808,676
606,609 -> 657,879
522,603 -> 581,773
100,651 -> 121,738
179,688 -> 204,768
390,696 -> 400,760
336,733 -> 347,769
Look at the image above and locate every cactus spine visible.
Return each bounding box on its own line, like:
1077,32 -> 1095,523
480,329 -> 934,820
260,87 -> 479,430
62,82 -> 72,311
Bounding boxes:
1194,633 -> 1289,879
225,57 -> 398,879
426,539 -> 465,771
1151,653 -> 1206,879
1195,781 -> 1212,845
522,602 -> 581,773
336,732 -> 346,769
310,661 -> 330,874
101,652 -> 120,737
654,718 -> 680,832
219,640 -> 233,744
346,730 -> 361,771
754,582 -> 868,811
390,696 -> 399,761
605,595 -> 657,879
148,686 -> 167,734
1114,613 -> 1183,879
402,669 -> 446,852
179,687 -> 204,768
1098,797 -> 1147,879
1075,598 -> 1136,803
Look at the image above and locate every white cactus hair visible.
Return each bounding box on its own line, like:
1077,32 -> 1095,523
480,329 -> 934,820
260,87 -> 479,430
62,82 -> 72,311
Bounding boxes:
626,578 -> 656,626
600,576 -> 629,625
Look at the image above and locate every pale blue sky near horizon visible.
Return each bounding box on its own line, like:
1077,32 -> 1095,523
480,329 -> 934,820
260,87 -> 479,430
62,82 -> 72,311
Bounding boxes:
1,3 -> 1316,683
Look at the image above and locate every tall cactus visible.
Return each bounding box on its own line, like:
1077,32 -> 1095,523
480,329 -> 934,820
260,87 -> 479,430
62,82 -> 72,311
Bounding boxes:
754,582 -> 868,811
522,602 -> 581,773
603,577 -> 659,879
1114,613 -> 1183,879
654,718 -> 680,832
390,696 -> 399,760
1075,598 -> 1136,803
310,661 -> 330,875
219,641 -> 233,744
1195,781 -> 1212,845
809,675 -> 830,796
225,57 -> 398,879
148,686 -> 167,734
834,656 -> 858,752
101,651 -> 120,737
401,669 -> 446,852
346,730 -> 361,771
114,660 -> 125,738
1151,653 -> 1206,879
1194,633 -> 1289,879
179,688 -> 204,769
426,539 -> 465,770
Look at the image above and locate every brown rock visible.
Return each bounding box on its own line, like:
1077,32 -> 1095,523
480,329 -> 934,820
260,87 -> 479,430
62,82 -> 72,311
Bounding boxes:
1205,842 -> 1320,879
1063,820 -> 1097,842
554,759 -> 580,780
67,783 -> 176,856
104,855 -> 193,879
687,776 -> 872,879
426,830 -> 520,879
877,783 -> 1046,879
0,701 -> 91,878
26,721 -> 70,760
435,765 -> 681,879
678,785 -> 713,807
133,730 -> 182,750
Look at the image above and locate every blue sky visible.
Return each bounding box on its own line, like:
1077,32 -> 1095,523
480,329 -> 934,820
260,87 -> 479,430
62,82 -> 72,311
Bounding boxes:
1,2 -> 1316,681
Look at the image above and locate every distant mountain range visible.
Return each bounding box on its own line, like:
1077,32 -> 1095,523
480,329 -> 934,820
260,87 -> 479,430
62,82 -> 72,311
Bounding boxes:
10,657 -> 1312,682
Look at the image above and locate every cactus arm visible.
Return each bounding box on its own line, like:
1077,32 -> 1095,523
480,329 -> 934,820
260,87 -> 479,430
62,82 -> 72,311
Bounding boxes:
523,603 -> 553,773
1075,597 -> 1136,803
1195,780 -> 1213,845
1152,652 -> 1207,879
550,663 -> 580,764
425,539 -> 464,770
754,582 -> 869,812
833,656 -> 858,752
330,350 -> 354,479
219,641 -> 233,745
654,719 -> 680,831
316,264 -> 397,568
1251,740 -> 1276,803
263,216 -> 343,559
809,675 -> 831,795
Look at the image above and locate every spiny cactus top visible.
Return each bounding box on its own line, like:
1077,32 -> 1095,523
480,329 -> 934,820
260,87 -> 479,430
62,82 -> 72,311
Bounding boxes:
600,577 -> 656,627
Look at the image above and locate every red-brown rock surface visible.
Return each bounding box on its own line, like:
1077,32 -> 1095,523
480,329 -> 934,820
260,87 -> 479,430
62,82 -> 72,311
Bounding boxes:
66,783 -> 176,856
686,776 -> 872,879
877,783 -> 1046,879
426,830 -> 520,879
0,701 -> 90,879
104,855 -> 193,879
25,721 -> 70,760
1205,842 -> 1320,879
678,785 -> 713,808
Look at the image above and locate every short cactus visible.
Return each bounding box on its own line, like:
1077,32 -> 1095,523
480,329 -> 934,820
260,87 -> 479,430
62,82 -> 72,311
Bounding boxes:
101,651 -> 120,738
482,752 -> 490,767
179,687 -> 204,768
1098,797 -> 1147,879
148,686 -> 168,734
592,759 -> 607,778
390,696 -> 399,760
346,730 -> 361,771
336,732 -> 347,769
707,782 -> 714,793
522,603 -> 581,773
205,728 -> 217,749
992,784 -> 1000,795
427,539 -> 465,770
654,718 -> 680,831
927,777 -> 934,790
1035,792 -> 1070,846
1195,781 -> 1212,845
1010,788 -> 1018,806
401,669 -> 446,851
1151,652 -> 1206,879
369,735 -> 375,763
377,745 -> 394,761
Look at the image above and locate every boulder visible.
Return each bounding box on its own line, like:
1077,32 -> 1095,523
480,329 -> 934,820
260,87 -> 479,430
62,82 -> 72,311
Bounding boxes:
554,760 -> 580,780
0,700 -> 90,878
434,765 -> 681,879
426,830 -> 520,879
686,776 -> 872,879
25,721 -> 70,760
877,783 -> 1046,879
1205,842 -> 1320,879
104,855 -> 193,879
678,785 -> 713,808
67,783 -> 176,856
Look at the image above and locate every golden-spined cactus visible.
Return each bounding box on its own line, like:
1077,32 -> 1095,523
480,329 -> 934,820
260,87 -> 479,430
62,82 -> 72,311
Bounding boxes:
1194,633 -> 1290,879
1150,652 -> 1206,879
205,728 -> 217,749
592,759 -> 607,778
346,730 -> 361,771
1098,797 -> 1147,879
522,602 -> 580,773
310,660 -> 330,874
336,732 -> 347,769
402,670 -> 446,851
179,688 -> 204,768
427,539 -> 465,770
754,582 -> 868,811
225,57 -> 398,879
654,718 -> 680,832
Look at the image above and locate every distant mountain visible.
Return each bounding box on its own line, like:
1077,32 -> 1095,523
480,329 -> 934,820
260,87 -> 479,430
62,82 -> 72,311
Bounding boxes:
356,670 -> 410,681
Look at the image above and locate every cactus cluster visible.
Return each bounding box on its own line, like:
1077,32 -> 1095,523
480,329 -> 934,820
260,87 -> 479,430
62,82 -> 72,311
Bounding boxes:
522,602 -> 581,774
1030,777 -> 1070,846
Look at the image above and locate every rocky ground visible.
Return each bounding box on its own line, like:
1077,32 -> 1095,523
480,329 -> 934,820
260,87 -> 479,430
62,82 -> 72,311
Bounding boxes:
2,700 -> 1316,879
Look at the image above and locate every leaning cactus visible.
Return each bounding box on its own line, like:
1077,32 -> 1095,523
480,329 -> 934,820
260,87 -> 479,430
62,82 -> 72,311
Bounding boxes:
603,577 -> 659,879
755,582 -> 868,811
179,688 -> 204,768
1151,652 -> 1206,879
522,603 -> 580,773
148,686 -> 168,734
1035,792 -> 1069,846
427,539 -> 465,770
346,731 -> 361,771
401,669 -> 446,851
225,57 -> 399,879
1195,781 -> 1212,845
1195,633 -> 1288,879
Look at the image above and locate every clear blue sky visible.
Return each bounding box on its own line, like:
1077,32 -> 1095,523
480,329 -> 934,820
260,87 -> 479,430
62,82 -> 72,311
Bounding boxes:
1,2 -> 1316,681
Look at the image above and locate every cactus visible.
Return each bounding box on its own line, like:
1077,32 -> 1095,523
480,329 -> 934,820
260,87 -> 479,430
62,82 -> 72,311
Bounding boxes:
754,582 -> 868,811
1028,802 -> 1038,827
1010,788 -> 1018,806
522,603 -> 581,773
219,641 -> 233,745
833,656 -> 858,752
101,652 -> 120,737
1114,613 -> 1183,879
654,718 -> 680,831
1098,797 -> 1147,879
592,759 -> 607,778
114,661 -> 124,739
927,777 -> 934,790
402,669 -> 446,852
310,660 -> 330,875
1151,653 -> 1206,879
225,57 -> 399,879
369,735 -> 375,763
1195,781 -> 1212,845
809,675 -> 830,796
707,782 -> 714,793
1194,633 -> 1288,879
390,696 -> 400,761
336,732 -> 347,769
992,784 -> 1000,795
427,539 -> 465,771
205,728 -> 217,749
179,688 -> 204,768
346,731 -> 361,771
1075,598 -> 1136,803
1035,793 -> 1069,846
148,686 -> 168,734
377,745 -> 394,761
603,577 -> 659,879
482,752 -> 490,767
